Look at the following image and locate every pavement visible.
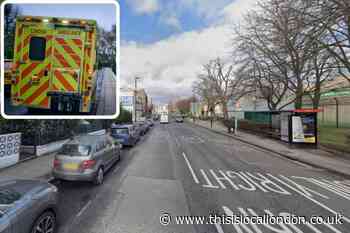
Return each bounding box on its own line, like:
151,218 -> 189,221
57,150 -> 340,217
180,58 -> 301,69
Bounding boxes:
192,119 -> 350,178
0,152 -> 54,180
1,122 -> 350,233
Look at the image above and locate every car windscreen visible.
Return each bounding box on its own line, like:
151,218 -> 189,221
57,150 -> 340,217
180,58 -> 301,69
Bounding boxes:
112,128 -> 129,135
0,189 -> 21,205
60,144 -> 91,156
0,189 -> 21,216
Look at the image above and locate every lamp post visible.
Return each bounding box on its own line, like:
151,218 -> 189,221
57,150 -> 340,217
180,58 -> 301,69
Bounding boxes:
134,77 -> 141,123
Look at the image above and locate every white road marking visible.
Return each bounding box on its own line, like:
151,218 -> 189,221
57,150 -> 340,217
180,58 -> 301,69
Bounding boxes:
293,177 -> 350,200
76,200 -> 92,218
268,174 -> 350,224
214,223 -> 225,233
182,152 -> 200,184
200,169 -> 219,189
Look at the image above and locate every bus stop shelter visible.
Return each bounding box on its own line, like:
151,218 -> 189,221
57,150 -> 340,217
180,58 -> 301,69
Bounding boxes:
280,109 -> 322,145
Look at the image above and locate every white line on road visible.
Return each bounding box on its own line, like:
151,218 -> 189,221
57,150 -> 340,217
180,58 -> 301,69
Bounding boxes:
182,152 -> 200,184
268,174 -> 350,224
76,200 -> 92,218
214,223 -> 225,233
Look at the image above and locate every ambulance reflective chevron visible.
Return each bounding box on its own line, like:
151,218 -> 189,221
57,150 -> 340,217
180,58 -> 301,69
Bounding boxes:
11,16 -> 97,113
4,59 -> 12,96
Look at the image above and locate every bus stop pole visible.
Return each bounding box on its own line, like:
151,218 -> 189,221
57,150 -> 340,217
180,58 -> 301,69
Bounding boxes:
234,117 -> 238,135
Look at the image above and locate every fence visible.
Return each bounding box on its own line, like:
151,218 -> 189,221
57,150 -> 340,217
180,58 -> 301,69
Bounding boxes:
0,119 -> 105,146
227,111 -> 281,139
319,99 -> 350,128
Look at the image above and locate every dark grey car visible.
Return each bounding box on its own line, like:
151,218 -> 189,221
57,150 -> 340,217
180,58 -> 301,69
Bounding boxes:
0,178 -> 59,233
135,122 -> 147,136
52,134 -> 121,185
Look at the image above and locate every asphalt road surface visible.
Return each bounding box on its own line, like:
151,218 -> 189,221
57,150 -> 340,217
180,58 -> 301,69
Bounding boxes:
52,122 -> 350,233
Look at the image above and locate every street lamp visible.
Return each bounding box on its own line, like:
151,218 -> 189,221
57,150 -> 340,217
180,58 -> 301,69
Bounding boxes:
134,77 -> 141,123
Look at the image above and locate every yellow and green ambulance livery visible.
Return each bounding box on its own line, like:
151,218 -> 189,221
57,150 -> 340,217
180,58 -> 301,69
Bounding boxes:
11,16 -> 97,113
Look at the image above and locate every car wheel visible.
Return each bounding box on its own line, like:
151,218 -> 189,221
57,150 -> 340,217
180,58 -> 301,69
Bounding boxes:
94,167 -> 104,185
31,211 -> 56,233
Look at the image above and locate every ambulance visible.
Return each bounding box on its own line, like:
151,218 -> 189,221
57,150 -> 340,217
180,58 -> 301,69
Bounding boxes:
10,16 -> 97,113
4,59 -> 12,96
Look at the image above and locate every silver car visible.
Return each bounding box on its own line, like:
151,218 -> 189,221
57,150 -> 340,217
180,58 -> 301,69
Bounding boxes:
52,134 -> 121,185
0,178 -> 59,233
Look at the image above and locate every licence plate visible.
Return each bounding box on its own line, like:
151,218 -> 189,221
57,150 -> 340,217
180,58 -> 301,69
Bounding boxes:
63,163 -> 79,171
116,139 -> 124,142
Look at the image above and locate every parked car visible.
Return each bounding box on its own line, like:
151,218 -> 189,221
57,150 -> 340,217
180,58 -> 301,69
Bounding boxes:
135,122 -> 148,135
52,133 -> 121,185
144,120 -> 152,131
175,116 -> 184,123
153,115 -> 159,121
0,178 -> 59,233
111,124 -> 139,146
147,119 -> 154,127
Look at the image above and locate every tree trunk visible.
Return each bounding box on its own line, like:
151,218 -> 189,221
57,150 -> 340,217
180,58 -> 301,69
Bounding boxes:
294,81 -> 303,109
222,101 -> 229,120
312,80 -> 322,109
294,95 -> 303,109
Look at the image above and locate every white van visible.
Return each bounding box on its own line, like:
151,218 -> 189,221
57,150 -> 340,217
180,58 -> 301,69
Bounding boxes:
160,114 -> 169,124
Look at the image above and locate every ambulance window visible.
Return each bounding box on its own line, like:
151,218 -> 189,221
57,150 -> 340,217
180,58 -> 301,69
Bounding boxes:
29,37 -> 46,61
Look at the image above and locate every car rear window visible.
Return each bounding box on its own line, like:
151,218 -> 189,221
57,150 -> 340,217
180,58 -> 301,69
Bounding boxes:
61,144 -> 91,156
112,128 -> 129,135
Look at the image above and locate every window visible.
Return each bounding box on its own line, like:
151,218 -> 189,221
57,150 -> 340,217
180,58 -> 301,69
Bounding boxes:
61,144 -> 91,156
96,140 -> 106,152
112,128 -> 129,135
0,189 -> 21,205
0,189 -> 21,217
29,37 -> 46,61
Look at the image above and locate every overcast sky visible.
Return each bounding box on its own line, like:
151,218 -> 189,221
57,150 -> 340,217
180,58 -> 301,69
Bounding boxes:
119,0 -> 257,104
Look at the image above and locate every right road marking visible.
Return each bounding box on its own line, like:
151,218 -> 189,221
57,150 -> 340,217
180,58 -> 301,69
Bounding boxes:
182,152 -> 200,184
268,174 -> 350,224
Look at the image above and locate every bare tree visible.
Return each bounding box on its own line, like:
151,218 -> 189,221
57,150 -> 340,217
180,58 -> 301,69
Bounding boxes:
192,74 -> 217,115
304,43 -> 338,108
233,0 -> 338,110
235,34 -> 291,110
310,0 -> 350,82
193,58 -> 248,119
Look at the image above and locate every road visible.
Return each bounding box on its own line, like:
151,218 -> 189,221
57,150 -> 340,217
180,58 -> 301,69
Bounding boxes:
53,122 -> 350,233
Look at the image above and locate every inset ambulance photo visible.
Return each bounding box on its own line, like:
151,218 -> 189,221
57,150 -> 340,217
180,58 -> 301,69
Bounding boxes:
1,0 -> 120,119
